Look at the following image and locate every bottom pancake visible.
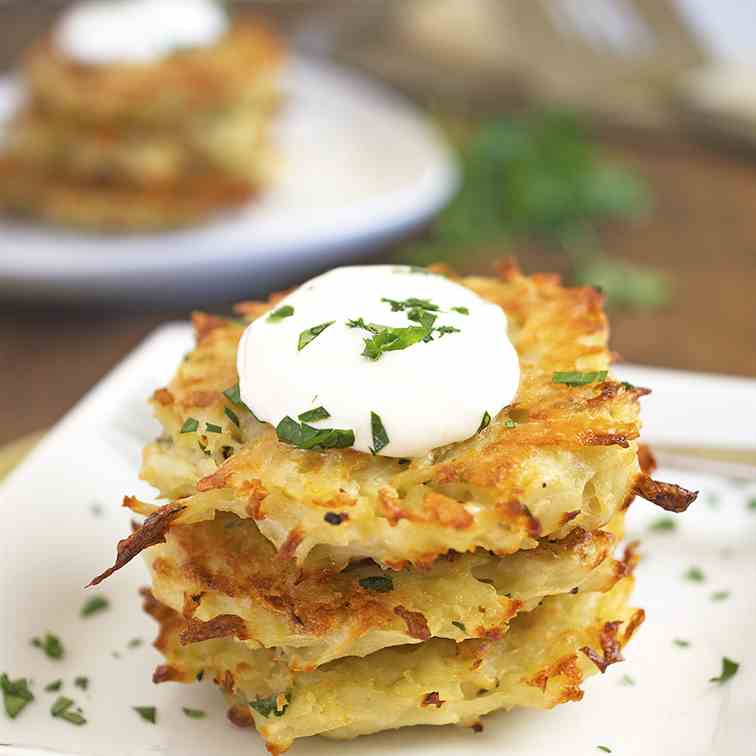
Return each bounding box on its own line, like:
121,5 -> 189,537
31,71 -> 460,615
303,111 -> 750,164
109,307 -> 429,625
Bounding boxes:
145,577 -> 642,754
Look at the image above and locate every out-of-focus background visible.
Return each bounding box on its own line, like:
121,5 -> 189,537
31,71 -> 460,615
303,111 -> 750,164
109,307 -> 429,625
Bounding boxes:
2,0 -> 756,448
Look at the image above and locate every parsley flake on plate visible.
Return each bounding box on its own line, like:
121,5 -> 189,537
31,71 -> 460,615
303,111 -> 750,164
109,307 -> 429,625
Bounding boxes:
1,673 -> 34,719
649,517 -> 676,532
709,657 -> 739,684
32,633 -> 64,659
183,707 -> 206,719
684,566 -> 705,582
80,595 -> 109,618
51,696 -> 86,725
134,705 -> 157,724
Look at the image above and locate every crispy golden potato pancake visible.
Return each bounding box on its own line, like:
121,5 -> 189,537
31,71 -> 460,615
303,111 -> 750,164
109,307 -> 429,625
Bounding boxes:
138,509 -> 631,670
23,18 -> 283,126
145,578 -> 642,753
4,104 -> 274,187
140,265 -> 694,567
0,157 -> 259,230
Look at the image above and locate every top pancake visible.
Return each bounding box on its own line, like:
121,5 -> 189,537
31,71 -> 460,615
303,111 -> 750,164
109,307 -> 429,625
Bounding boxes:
23,17 -> 283,126
140,262 -> 694,568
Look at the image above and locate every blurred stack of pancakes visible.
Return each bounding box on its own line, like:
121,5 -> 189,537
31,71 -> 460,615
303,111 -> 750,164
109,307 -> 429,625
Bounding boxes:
91,264 -> 697,753
0,10 -> 284,231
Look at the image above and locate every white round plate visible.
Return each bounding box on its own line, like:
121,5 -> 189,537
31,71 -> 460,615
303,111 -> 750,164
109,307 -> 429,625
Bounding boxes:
0,58 -> 457,305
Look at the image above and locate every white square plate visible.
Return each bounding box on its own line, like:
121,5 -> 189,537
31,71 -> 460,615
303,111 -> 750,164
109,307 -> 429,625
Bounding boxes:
1,325 -> 755,756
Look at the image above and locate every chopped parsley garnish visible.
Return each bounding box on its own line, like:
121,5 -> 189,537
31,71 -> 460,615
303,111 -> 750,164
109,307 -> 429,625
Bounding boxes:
597,748 -> 612,753
748,497 -> 756,511
205,422 -> 223,434
684,566 -> 705,582
298,406 -> 330,423
552,370 -> 608,386
267,305 -> 294,322
451,306 -> 469,315
381,297 -> 439,313
370,412 -> 389,454
180,417 -> 199,434
711,591 -> 730,602
435,325 -> 460,337
223,383 -> 245,406
620,674 -> 635,686
673,639 -> 690,648
324,512 -> 346,525
348,316 -> 435,361
45,680 -> 63,692
649,517 -> 676,532
276,416 -> 355,451
348,305 -> 459,361
224,407 -> 240,427
710,657 -> 739,684
1,673 -> 34,719
298,321 -> 334,351
358,576 -> 394,593
133,706 -> 157,724
183,707 -> 206,719
452,621 -> 467,633
32,633 -> 64,659
128,638 -> 143,649
250,692 -> 291,718
51,696 -> 86,725
504,418 -> 517,429
80,595 -> 109,618
477,411 -> 492,433
180,417 -> 199,433
74,677 -> 89,691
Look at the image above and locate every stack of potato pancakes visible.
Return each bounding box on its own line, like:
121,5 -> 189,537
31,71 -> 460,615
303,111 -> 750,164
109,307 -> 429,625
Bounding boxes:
0,17 -> 282,230
92,263 -> 696,754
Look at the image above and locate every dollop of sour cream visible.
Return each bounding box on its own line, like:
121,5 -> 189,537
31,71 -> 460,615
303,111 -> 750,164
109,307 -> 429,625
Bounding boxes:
237,266 -> 520,459
55,0 -> 228,65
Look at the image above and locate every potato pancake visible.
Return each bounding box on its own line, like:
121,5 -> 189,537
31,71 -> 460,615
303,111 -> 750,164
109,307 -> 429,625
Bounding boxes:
140,264 -> 694,568
23,18 -> 283,127
127,508 -> 632,670
4,104 -> 275,188
0,157 -> 259,230
144,577 -> 642,754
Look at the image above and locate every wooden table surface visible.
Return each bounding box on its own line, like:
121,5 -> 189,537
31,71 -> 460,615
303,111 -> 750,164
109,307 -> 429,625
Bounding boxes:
2,133 -> 755,449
